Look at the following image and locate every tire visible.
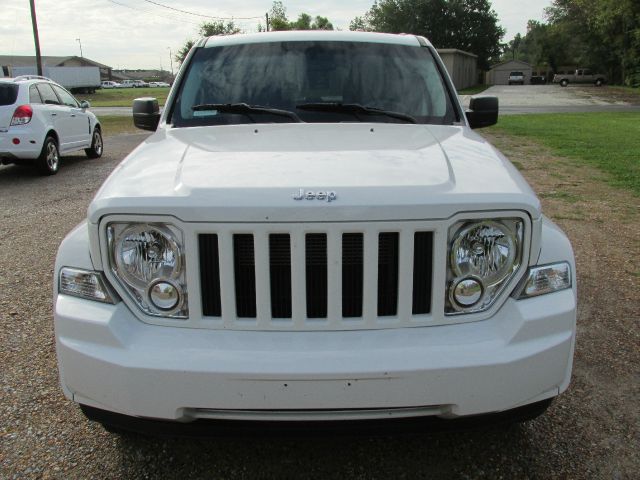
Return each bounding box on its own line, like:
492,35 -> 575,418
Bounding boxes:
85,127 -> 103,159
37,135 -> 60,175
560,79 -> 569,87
595,78 -> 604,86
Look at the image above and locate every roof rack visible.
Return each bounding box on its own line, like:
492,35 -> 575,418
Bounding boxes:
14,75 -> 53,82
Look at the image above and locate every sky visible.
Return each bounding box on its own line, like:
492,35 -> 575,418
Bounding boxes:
1,0 -> 552,70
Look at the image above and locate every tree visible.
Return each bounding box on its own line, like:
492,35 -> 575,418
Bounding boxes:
176,21 -> 242,64
505,0 -> 639,83
268,1 -> 334,31
350,0 -> 505,70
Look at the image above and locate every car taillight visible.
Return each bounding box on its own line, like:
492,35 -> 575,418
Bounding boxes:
10,105 -> 33,126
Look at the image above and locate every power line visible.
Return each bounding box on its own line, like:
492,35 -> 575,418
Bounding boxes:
106,0 -> 201,25
140,0 -> 263,20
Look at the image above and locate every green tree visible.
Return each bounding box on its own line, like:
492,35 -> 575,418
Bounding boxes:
176,21 -> 242,64
350,0 -> 505,70
268,1 -> 334,31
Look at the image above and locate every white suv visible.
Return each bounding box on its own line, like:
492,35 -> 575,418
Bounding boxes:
54,32 -> 576,435
0,76 -> 102,175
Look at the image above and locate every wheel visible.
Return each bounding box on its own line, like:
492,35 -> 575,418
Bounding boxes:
595,78 -> 603,86
85,128 -> 103,159
560,79 -> 569,87
37,135 -> 60,175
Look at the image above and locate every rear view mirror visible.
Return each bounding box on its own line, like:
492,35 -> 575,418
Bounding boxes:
466,96 -> 499,129
133,97 -> 160,131
79,100 -> 90,109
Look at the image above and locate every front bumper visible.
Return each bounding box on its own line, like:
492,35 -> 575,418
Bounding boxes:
55,289 -> 576,422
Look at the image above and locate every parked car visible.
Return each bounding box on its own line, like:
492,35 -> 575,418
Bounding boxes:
121,79 -> 149,88
0,77 -> 102,175
54,31 -> 576,435
149,81 -> 170,88
508,71 -> 525,85
530,75 -> 547,85
101,80 -> 123,89
553,69 -> 606,87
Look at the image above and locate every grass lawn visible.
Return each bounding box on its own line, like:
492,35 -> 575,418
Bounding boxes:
96,115 -> 138,135
457,84 -> 490,95
77,87 -> 170,107
490,112 -> 640,195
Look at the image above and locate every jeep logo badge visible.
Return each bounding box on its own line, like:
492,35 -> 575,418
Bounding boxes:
292,189 -> 337,202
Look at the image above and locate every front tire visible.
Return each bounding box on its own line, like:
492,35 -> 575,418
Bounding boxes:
37,135 -> 60,175
85,128 -> 103,159
560,79 -> 569,87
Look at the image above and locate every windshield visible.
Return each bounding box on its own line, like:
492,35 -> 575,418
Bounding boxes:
171,41 -> 457,127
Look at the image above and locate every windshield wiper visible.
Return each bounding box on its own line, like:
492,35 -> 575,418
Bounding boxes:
192,103 -> 303,123
296,102 -> 417,124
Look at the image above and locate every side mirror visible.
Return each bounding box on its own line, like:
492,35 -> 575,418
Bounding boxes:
133,97 -> 160,131
466,96 -> 498,129
79,100 -> 90,109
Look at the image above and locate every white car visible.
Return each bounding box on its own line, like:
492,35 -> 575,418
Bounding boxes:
121,79 -> 149,88
508,71 -> 525,85
0,76 -> 102,175
54,31 -> 576,435
101,81 -> 123,89
148,81 -> 170,88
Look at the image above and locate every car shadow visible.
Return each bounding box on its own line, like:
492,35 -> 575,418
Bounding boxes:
0,154 -> 96,182
113,417 -> 562,478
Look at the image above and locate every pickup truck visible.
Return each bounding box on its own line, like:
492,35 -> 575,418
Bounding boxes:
553,69 -> 606,87
54,31 -> 576,436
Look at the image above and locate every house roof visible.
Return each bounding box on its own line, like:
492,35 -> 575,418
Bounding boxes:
489,59 -> 532,70
0,55 -> 111,70
437,48 -> 478,58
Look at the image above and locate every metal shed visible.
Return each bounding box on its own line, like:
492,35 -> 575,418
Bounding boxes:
437,49 -> 478,90
486,60 -> 533,85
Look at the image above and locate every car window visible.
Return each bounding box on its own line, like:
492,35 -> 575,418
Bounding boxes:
0,83 -> 18,105
583,69 -> 591,75
36,83 -> 60,105
172,41 -> 456,127
29,84 -> 43,104
52,85 -> 79,107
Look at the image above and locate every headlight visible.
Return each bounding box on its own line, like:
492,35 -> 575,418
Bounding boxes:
107,223 -> 188,318
447,218 -> 523,314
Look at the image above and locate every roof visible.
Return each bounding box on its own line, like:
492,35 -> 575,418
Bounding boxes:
489,59 -> 532,70
437,48 -> 477,58
0,55 -> 111,70
204,31 -> 430,48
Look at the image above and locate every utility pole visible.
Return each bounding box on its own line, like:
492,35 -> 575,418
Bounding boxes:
76,38 -> 83,57
265,13 -> 269,32
167,47 -> 174,77
29,0 -> 43,76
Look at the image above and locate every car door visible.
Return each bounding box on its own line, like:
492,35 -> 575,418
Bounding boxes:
35,83 -> 72,150
51,84 -> 91,150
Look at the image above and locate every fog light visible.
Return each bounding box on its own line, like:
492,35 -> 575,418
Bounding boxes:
59,268 -> 117,304
451,277 -> 483,307
148,280 -> 180,311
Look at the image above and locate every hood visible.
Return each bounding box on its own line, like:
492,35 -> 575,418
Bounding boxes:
89,123 -> 540,224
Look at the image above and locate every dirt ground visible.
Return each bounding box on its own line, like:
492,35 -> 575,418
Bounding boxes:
0,131 -> 638,479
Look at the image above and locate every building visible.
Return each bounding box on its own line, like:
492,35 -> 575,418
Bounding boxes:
485,60 -> 533,85
0,55 -> 112,80
437,49 -> 478,90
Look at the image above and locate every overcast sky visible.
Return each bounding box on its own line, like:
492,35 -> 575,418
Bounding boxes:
2,0 -> 552,70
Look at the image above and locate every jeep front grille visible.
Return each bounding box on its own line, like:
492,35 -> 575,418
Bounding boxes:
198,227 -> 433,329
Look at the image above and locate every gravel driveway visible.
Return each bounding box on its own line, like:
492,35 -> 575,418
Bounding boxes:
1,131 -> 638,479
